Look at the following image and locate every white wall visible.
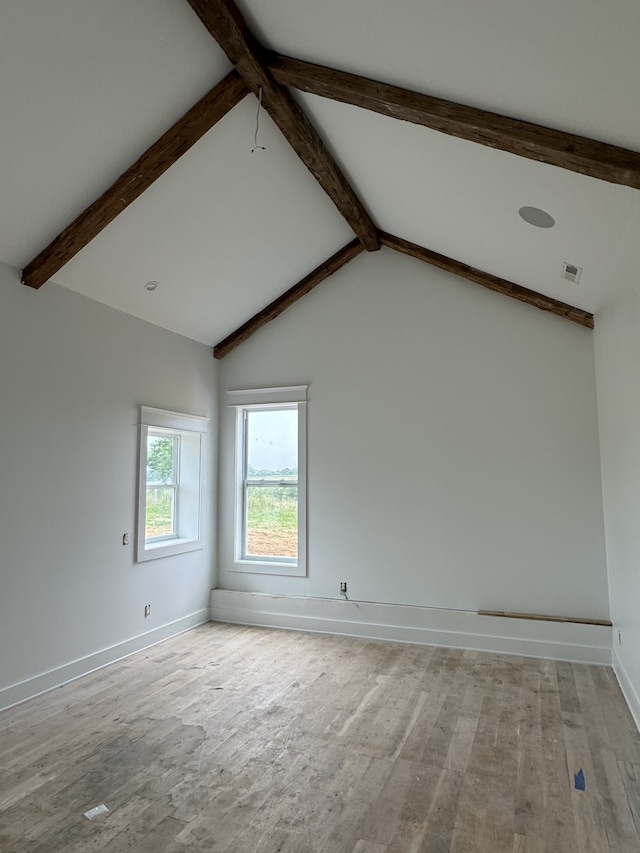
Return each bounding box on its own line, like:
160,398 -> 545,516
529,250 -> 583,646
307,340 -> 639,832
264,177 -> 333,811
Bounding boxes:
0,262 -> 217,708
217,249 -> 609,624
593,196 -> 640,723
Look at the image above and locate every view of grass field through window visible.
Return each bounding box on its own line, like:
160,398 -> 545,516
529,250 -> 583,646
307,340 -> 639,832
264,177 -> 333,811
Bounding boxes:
146,488 -> 174,538
246,483 -> 297,558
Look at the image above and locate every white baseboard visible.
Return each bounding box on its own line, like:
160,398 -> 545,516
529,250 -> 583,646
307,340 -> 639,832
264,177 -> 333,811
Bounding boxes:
613,648 -> 640,733
209,590 -> 612,665
0,609 -> 210,713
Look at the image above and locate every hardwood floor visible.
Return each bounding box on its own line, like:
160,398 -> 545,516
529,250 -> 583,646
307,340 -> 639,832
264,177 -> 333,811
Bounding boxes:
1,623 -> 639,852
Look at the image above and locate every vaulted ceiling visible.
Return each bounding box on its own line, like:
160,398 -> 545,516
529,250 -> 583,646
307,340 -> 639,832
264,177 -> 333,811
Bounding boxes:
3,0 -> 640,354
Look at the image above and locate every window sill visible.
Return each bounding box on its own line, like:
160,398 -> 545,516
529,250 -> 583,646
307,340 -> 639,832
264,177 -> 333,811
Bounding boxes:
138,537 -> 203,562
231,559 -> 306,577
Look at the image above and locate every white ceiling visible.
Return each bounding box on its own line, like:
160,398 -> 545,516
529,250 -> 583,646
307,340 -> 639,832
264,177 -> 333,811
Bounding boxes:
2,0 -> 640,346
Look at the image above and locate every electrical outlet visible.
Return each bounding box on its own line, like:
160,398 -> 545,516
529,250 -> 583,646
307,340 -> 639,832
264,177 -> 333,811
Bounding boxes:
144,604 -> 151,617
340,582 -> 347,594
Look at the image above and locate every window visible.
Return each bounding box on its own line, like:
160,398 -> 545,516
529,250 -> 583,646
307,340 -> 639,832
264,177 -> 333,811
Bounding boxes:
145,431 -> 179,540
137,407 -> 208,562
229,386 -> 307,576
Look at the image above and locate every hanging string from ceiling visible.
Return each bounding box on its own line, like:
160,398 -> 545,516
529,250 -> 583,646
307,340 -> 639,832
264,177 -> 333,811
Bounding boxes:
251,87 -> 266,153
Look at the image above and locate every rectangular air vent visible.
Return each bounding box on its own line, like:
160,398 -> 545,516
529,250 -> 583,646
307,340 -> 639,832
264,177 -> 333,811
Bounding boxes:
562,262 -> 583,284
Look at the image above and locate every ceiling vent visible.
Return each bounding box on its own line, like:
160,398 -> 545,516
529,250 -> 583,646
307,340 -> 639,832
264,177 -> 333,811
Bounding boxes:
561,262 -> 582,284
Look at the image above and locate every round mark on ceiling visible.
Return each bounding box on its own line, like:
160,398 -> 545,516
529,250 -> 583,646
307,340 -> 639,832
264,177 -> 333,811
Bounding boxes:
519,206 -> 555,228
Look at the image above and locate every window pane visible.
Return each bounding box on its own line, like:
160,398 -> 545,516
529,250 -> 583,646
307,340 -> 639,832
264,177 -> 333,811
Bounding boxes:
246,409 -> 297,481
246,485 -> 297,559
147,435 -> 176,484
145,486 -> 175,538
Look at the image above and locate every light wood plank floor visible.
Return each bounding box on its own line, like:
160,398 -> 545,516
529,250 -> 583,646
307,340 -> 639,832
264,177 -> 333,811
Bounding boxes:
1,623 -> 640,852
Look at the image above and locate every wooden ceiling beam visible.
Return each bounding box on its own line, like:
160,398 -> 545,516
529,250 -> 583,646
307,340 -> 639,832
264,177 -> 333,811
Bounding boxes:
213,238 -> 364,358
22,71 -> 248,290
268,54 -> 640,190
185,0 -> 379,252
380,231 -> 594,328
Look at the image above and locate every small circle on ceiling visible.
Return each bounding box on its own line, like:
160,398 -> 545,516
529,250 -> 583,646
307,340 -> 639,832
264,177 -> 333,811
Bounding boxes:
144,281 -> 159,292
519,207 -> 555,228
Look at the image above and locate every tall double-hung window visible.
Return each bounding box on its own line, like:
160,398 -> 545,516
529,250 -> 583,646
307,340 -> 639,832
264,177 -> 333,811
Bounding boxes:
229,386 -> 307,577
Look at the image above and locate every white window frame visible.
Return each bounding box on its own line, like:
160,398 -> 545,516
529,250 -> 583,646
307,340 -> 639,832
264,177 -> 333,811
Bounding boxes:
136,407 -> 208,563
228,386 -> 307,577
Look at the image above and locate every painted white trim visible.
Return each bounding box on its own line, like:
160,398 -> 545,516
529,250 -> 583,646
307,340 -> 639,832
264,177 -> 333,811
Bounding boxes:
0,609 -> 209,713
140,406 -> 209,432
209,590 -> 612,665
613,648 -> 640,733
227,386 -> 308,406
